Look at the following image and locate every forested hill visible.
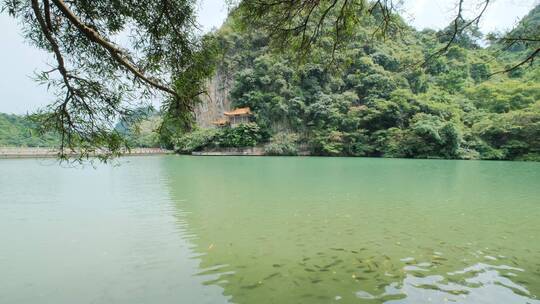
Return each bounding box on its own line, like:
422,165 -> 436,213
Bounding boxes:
180,4 -> 540,161
0,113 -> 58,147
0,110 -> 161,148
494,4 -> 540,68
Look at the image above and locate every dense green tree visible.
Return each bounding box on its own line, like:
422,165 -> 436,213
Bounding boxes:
172,5 -> 539,161
2,0 -> 217,159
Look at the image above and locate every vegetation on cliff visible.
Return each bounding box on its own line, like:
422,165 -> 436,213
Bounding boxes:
176,5 -> 540,160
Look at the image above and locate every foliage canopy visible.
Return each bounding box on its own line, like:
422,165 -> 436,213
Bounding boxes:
176,4 -> 540,160
2,0 -> 540,160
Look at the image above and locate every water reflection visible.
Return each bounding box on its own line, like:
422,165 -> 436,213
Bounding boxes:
163,156 -> 540,304
5,156 -> 537,303
0,157 -> 231,304
357,262 -> 539,303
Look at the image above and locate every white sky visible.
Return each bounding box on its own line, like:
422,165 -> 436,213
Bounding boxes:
0,0 -> 537,114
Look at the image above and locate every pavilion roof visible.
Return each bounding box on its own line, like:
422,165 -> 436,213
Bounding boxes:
224,107 -> 251,116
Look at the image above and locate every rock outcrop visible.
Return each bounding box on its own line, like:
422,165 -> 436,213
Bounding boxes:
194,68 -> 234,128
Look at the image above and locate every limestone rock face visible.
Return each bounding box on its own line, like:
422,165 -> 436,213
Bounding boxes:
194,68 -> 233,128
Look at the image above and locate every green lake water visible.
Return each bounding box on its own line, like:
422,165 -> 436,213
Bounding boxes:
1,156 -> 539,304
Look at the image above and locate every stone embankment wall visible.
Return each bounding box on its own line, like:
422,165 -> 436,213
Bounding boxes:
192,147 -> 311,156
192,147 -> 265,156
0,147 -> 172,159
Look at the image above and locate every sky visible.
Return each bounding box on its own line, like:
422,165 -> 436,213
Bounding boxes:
0,0 -> 538,114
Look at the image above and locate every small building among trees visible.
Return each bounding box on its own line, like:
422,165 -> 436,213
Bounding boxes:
213,107 -> 252,127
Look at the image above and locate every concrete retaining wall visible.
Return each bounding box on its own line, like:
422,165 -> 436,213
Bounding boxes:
0,147 -> 172,159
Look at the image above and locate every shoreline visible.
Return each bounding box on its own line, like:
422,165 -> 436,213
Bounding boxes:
187,149 -> 537,162
0,147 -> 173,159
1,147 -> 537,162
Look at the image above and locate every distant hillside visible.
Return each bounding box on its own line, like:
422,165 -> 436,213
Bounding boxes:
495,4 -> 540,62
0,109 -> 162,149
508,3 -> 540,44
183,4 -> 540,161
0,113 -> 58,147
115,106 -> 163,148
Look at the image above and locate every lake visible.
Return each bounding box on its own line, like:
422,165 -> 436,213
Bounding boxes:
1,156 -> 539,304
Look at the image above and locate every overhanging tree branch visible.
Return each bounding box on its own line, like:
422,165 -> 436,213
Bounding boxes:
50,0 -> 178,97
491,47 -> 540,75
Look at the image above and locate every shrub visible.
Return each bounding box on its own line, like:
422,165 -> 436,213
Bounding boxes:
173,128 -> 220,153
264,133 -> 299,155
220,123 -> 264,147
